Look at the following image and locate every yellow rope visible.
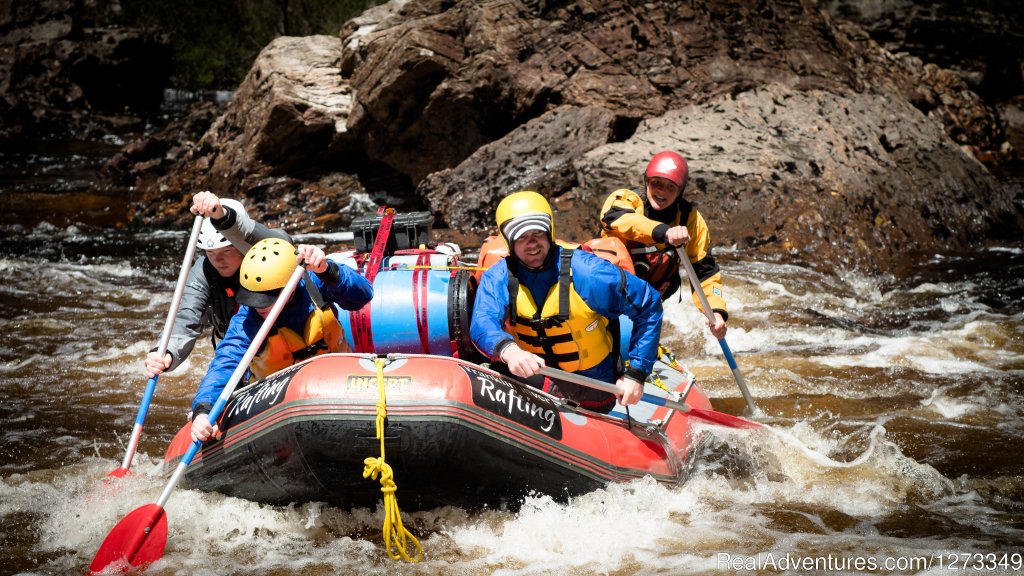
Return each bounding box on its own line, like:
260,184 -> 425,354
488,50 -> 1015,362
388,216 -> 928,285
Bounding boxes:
649,374 -> 671,392
646,345 -> 688,392
362,357 -> 423,562
658,344 -> 683,371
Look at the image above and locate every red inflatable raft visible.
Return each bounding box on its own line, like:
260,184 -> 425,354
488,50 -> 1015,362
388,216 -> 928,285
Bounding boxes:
162,353 -> 711,510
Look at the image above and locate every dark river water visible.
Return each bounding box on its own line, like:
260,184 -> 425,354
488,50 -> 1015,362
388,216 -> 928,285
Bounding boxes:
1,139 -> 1022,575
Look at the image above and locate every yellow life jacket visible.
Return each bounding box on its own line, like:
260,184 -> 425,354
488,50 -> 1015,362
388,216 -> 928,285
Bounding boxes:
507,250 -> 613,372
250,301 -> 349,380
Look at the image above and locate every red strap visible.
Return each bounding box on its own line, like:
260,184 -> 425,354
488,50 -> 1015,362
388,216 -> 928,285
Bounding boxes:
413,252 -> 431,354
349,207 -> 396,352
364,206 -> 394,284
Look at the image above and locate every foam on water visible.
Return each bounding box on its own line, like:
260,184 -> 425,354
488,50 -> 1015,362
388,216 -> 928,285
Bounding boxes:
663,260 -> 1019,386
3,236 -> 1023,574
921,386 -> 982,419
5,410 -> 1020,576
693,423 -> 954,511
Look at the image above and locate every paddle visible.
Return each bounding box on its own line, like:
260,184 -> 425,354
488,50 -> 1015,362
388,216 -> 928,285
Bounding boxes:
109,216 -> 204,479
89,262 -> 307,574
537,366 -> 760,429
676,247 -> 761,416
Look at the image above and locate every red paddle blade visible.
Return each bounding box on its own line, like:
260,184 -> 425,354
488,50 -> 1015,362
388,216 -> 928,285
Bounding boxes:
690,406 -> 762,429
106,467 -> 132,479
89,504 -> 168,574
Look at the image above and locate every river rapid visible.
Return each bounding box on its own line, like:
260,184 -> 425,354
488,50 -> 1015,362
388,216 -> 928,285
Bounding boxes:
1,140 -> 1022,575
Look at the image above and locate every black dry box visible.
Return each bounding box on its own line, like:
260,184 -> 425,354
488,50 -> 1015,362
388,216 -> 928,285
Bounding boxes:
352,211 -> 434,254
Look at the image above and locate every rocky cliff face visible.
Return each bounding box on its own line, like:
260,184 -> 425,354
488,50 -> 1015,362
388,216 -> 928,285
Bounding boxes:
111,0 -> 1022,274
0,0 -> 170,137
818,0 -> 1023,102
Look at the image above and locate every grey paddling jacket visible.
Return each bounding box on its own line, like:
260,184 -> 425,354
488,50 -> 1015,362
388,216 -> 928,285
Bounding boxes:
156,207 -> 291,372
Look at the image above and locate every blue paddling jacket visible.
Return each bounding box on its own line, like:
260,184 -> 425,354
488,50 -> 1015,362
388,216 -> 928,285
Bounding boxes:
471,246 -> 663,385
191,263 -> 373,416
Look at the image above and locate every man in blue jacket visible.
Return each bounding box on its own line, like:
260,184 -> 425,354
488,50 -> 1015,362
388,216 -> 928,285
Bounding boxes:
190,238 -> 373,441
470,191 -> 663,413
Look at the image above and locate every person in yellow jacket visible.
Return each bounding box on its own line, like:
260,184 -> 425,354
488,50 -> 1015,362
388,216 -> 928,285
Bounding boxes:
600,150 -> 729,339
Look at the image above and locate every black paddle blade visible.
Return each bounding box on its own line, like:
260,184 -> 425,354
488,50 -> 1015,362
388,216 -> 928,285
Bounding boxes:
89,503 -> 168,574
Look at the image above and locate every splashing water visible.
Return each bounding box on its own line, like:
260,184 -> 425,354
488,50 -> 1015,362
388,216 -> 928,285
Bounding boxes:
1,222 -> 1022,574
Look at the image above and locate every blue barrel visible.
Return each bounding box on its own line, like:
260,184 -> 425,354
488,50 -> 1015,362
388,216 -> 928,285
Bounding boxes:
330,252 -> 477,357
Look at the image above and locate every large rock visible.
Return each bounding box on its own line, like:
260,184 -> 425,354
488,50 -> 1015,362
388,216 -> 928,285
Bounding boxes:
201,35 -> 355,184
0,0 -> 170,137
418,105 -> 617,232
119,0 -> 1022,274
574,84 -> 1016,273
340,0 -> 1011,181
819,0 -> 1021,162
819,0 -> 1024,102
130,35 -> 366,231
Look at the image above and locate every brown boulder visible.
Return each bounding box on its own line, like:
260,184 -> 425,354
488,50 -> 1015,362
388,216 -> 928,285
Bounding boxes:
131,35 -> 364,227
576,84 -> 1016,273
417,105 -> 617,234
0,0 -> 169,137
120,0 -> 1022,274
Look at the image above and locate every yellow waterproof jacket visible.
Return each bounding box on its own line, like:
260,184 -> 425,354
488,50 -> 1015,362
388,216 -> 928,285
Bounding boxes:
600,187 -> 728,317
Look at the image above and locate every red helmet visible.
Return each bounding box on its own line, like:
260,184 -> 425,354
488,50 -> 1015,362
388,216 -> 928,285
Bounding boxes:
644,151 -> 688,190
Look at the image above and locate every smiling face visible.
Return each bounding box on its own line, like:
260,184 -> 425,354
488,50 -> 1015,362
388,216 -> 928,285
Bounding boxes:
645,176 -> 682,211
512,229 -> 551,269
206,245 -> 244,277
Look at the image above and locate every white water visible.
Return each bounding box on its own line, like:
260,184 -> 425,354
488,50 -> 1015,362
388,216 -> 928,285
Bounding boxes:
1,236 -> 1023,575
3,417 -> 1008,575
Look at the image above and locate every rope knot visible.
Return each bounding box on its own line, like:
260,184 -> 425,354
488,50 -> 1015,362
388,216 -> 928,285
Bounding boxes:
360,356 -> 422,562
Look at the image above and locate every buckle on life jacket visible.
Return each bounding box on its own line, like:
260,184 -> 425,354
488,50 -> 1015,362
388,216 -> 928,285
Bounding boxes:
531,316 -> 566,330
629,245 -> 659,255
292,340 -> 329,362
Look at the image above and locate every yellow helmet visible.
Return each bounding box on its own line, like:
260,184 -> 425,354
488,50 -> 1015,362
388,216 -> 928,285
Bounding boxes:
495,191 -> 554,248
237,238 -> 297,308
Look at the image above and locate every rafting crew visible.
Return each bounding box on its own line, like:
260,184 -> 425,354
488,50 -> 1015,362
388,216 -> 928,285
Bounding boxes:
599,150 -> 729,339
144,191 -> 292,379
470,191 -> 664,414
189,238 -> 373,442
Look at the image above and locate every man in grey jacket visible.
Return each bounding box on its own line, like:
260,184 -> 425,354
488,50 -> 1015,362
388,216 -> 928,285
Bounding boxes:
143,191 -> 291,378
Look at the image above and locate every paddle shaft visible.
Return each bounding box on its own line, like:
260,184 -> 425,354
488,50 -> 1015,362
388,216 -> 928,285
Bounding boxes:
91,264 -> 307,572
538,366 -> 692,414
676,247 -> 760,415
156,263 -> 306,508
118,215 -> 204,472
536,366 -> 760,428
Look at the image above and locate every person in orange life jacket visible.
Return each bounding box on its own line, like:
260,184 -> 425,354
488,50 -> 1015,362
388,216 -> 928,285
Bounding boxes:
190,239 -> 373,442
599,150 -> 729,339
470,191 -> 664,414
144,191 -> 291,379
